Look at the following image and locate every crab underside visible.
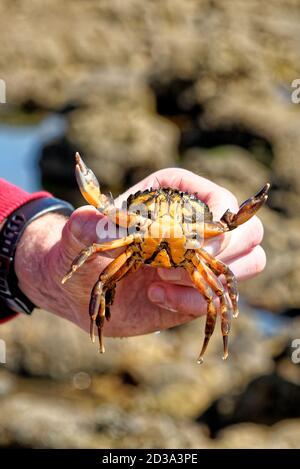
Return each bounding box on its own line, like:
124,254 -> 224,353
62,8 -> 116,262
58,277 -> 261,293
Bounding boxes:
62,153 -> 269,363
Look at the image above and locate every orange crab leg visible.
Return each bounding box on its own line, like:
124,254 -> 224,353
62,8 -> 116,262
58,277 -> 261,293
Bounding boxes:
197,248 -> 239,318
102,259 -> 142,333
185,262 -> 218,364
201,222 -> 226,238
103,259 -> 142,322
191,253 -> 232,360
89,248 -> 141,352
61,235 -> 136,284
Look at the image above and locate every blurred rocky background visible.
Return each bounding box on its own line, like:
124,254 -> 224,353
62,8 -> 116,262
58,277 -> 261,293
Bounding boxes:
0,0 -> 300,449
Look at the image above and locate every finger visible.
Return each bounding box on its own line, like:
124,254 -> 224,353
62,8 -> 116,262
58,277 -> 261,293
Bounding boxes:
61,205 -> 108,260
155,168 -> 239,218
228,245 -> 266,281
157,267 -> 192,286
157,243 -> 266,286
202,232 -> 230,258
215,216 -> 264,261
118,167 -> 239,218
148,282 -> 208,317
149,246 -> 266,317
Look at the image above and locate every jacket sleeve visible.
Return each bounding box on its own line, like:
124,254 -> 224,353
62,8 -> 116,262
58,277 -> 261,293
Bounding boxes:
0,178 -> 52,323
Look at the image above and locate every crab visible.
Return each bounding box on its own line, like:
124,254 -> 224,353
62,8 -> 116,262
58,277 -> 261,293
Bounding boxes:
62,153 -> 270,363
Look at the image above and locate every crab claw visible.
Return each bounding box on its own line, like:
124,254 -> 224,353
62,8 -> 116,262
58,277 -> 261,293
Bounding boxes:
221,183 -> 270,229
75,152 -> 102,208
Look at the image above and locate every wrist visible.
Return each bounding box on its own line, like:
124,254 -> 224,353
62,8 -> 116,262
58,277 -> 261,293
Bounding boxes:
14,213 -> 68,313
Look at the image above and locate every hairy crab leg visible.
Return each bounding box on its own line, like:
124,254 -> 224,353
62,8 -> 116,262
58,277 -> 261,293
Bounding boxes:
185,263 -> 217,364
92,258 -> 137,350
89,247 -> 138,352
104,259 -> 142,322
192,253 -> 232,360
92,258 -> 142,350
61,235 -> 136,284
197,248 -> 239,318
89,247 -> 134,350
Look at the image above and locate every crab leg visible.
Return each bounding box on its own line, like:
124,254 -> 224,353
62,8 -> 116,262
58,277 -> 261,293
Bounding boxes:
104,259 -> 142,322
89,247 -> 134,350
93,258 -> 142,350
191,253 -> 232,360
185,263 -> 217,364
196,183 -> 270,239
92,257 -> 137,350
197,248 -> 239,318
103,259 -> 142,320
89,247 -> 139,352
61,235 -> 136,284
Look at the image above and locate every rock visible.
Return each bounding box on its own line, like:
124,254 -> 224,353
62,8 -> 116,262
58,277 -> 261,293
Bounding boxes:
0,370 -> 16,396
182,146 -> 270,197
0,0 -> 299,210
94,404 -> 210,448
241,211 -> 300,311
0,394 -> 95,448
69,96 -> 178,192
216,422 -> 269,449
0,306 -> 276,419
0,0 -> 300,450
268,420 -> 300,449
216,419 -> 300,449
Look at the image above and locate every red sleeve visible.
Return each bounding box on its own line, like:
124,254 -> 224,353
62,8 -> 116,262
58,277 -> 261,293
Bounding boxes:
0,179 -> 52,323
0,179 -> 51,221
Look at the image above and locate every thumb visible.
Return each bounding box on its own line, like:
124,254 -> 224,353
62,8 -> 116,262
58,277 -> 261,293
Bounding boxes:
61,206 -> 105,260
148,282 -> 207,317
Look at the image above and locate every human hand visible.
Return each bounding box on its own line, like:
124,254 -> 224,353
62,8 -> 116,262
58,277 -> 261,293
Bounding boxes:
15,168 -> 266,338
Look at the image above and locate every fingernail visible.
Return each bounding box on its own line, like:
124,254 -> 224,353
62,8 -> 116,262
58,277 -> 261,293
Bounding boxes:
204,240 -> 220,256
149,285 -> 166,303
68,210 -> 100,245
204,235 -> 228,256
69,216 -> 84,240
148,286 -> 178,312
158,268 -> 182,281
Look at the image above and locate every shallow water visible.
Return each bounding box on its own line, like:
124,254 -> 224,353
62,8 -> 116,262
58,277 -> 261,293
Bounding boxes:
0,114 -> 66,191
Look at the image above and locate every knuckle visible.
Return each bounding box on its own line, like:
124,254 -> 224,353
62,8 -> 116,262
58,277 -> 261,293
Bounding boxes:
220,188 -> 239,211
251,216 -> 264,246
253,245 -> 267,273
